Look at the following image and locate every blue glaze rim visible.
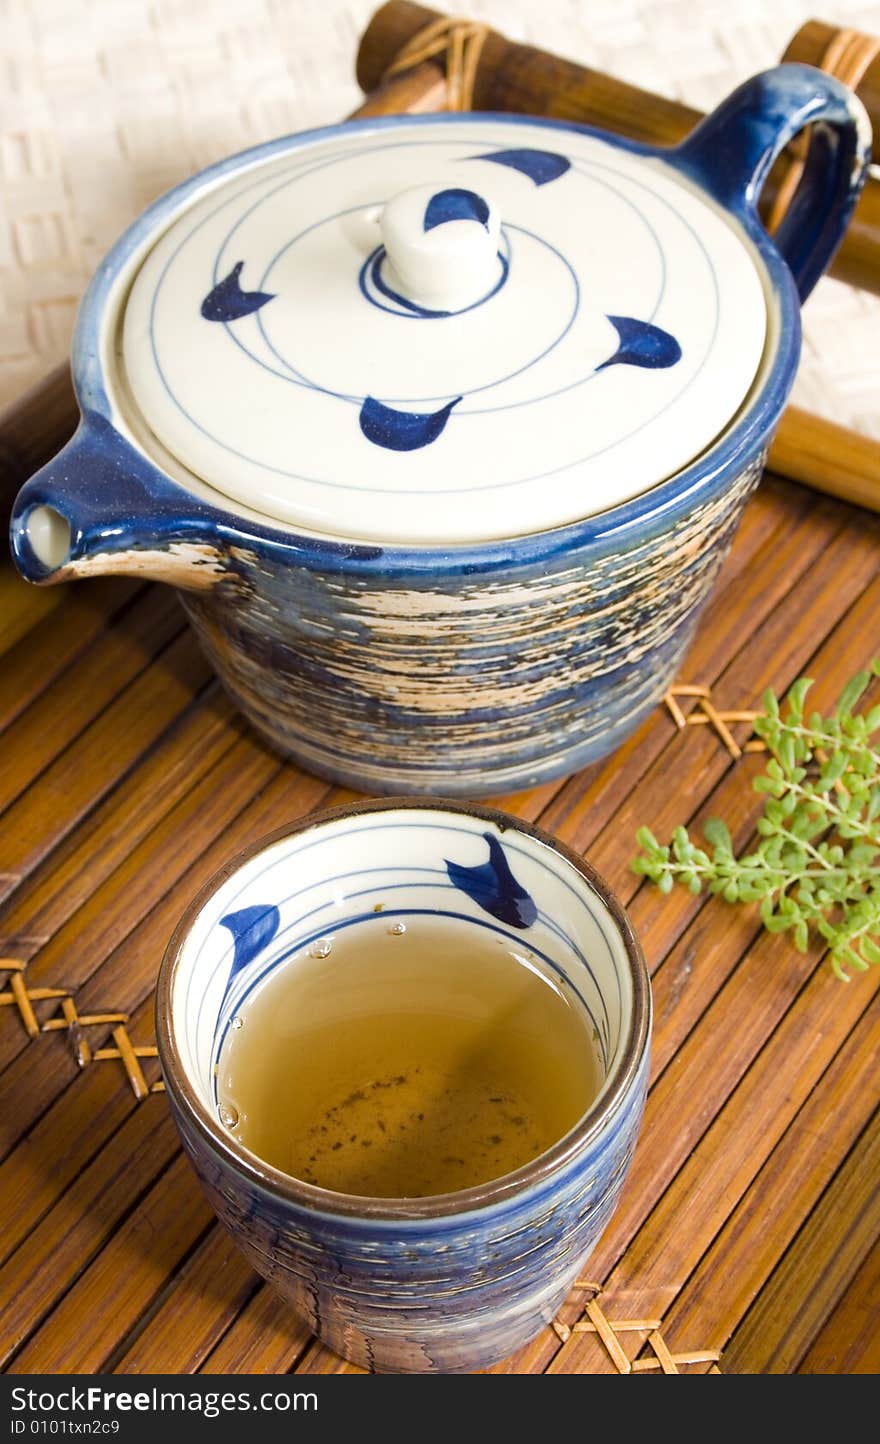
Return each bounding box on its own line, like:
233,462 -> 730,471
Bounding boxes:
155,797 -> 651,1225
10,67 -> 870,581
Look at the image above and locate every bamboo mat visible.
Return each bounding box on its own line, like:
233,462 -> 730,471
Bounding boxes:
2,0 -> 880,1379
0,464 -> 878,1374
1,0 -> 880,436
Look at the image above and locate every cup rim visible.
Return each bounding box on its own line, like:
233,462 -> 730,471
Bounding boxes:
156,796 -> 651,1222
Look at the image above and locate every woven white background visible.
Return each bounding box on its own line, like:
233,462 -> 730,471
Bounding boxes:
2,0 -> 879,435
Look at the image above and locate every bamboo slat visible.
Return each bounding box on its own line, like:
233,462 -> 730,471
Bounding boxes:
661,1000 -> 880,1370
770,405 -> 880,513
545,961 -> 880,1372
0,1094 -> 182,1365
0,563 -> 60,658
500,576 -> 880,1373
723,1107 -> 880,1373
797,1229 -> 880,1374
198,1278 -> 314,1376
0,628 -> 212,926
0,693 -> 241,967
0,756 -> 330,1145
113,1226 -> 259,1374
548,519 -> 880,892
7,1154 -> 215,1374
0,578 -> 139,732
0,588 -> 183,824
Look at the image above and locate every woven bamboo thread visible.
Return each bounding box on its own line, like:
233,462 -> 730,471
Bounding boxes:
383,14 -> 489,109
0,957 -> 164,1100
663,686 -> 764,760
552,1282 -> 723,1374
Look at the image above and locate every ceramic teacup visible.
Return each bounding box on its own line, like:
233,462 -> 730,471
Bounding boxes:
156,798 -> 651,1373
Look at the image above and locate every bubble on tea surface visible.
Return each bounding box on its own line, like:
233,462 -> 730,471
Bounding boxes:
388,921 -> 407,936
309,937 -> 333,959
231,1016 -> 243,1030
219,1102 -> 239,1129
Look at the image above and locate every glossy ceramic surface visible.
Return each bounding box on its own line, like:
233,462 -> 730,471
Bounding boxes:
156,798 -> 652,1373
120,116 -> 767,544
10,66 -> 871,796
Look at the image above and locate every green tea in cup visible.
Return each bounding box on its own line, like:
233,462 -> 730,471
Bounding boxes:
216,913 -> 601,1198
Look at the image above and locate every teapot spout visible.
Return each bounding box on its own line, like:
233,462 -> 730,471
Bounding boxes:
9,415 -> 226,591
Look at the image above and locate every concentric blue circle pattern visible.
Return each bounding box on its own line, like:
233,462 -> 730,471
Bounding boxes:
121,117 -> 766,544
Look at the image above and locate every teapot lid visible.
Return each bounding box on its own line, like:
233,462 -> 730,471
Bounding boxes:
121,115 -> 767,545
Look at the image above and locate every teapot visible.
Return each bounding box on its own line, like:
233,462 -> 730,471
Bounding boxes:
10,66 -> 870,796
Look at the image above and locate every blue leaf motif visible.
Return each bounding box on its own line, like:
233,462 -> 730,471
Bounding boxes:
219,904 -> 281,987
599,315 -> 682,370
423,188 -> 490,231
359,396 -> 461,451
445,832 -> 538,929
201,262 -> 275,322
468,148 -> 570,186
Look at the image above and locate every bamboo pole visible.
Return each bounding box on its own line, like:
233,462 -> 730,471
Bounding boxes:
769,405 -> 880,511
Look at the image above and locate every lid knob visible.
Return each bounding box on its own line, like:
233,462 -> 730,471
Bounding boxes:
379,183 -> 502,314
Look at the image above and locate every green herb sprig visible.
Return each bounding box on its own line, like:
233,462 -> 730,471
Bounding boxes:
633,661 -> 880,980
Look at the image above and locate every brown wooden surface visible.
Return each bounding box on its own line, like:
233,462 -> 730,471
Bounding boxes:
1,31 -> 878,1380
0,464 -> 878,1374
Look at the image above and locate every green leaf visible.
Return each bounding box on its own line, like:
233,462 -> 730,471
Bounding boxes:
703,817 -> 733,853
818,751 -> 848,789
837,670 -> 870,716
778,733 -> 797,774
785,677 -> 812,720
764,913 -> 791,933
859,936 -> 880,965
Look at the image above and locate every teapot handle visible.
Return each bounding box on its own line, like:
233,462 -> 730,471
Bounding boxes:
673,63 -> 871,302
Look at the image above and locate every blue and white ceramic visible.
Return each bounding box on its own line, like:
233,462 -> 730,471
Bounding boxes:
155,798 -> 652,1373
10,67 -> 871,795
117,116 -> 767,543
